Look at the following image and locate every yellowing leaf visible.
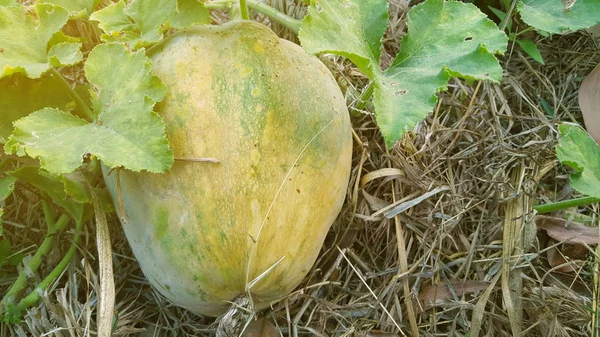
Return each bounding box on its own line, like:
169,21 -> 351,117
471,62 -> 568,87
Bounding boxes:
38,0 -> 99,18
90,0 -> 209,48
0,4 -> 82,79
5,44 -> 173,174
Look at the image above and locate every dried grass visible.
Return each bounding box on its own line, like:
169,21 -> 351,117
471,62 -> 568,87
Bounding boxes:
2,1 -> 600,336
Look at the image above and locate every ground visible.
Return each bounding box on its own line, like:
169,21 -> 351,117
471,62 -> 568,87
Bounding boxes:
1,0 -> 600,336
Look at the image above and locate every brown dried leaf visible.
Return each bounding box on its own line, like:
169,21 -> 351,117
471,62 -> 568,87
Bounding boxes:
362,190 -> 390,211
579,62 -> 600,144
91,187 -> 115,337
418,280 -> 490,311
241,318 -> 280,337
546,241 -> 588,273
360,168 -> 404,187
536,215 -> 600,245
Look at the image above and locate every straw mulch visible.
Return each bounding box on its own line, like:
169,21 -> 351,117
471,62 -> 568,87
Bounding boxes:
1,0 -> 600,336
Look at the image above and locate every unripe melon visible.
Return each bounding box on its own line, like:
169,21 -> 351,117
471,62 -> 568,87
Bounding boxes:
102,20 -> 352,317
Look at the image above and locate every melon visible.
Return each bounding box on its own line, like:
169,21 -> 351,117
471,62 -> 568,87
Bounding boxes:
102,20 -> 352,317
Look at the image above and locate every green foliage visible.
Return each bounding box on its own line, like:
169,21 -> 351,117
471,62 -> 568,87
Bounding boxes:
90,0 -> 209,48
8,166 -> 86,221
5,44 -> 173,174
38,0 -> 99,18
0,74 -> 87,141
515,39 -> 544,64
556,123 -> 600,199
0,176 -> 16,236
517,0 -> 600,34
300,1 -> 388,78
0,3 -> 82,79
0,239 -> 23,275
300,0 -> 507,146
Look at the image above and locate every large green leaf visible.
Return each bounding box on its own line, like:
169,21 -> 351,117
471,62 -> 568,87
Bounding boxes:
5,44 -> 173,174
374,0 -> 507,145
90,0 -> 209,48
556,123 -> 600,199
518,0 -> 600,34
299,0 -> 388,77
299,0 -> 507,147
38,0 -> 99,18
0,3 -> 82,79
0,74 -> 89,142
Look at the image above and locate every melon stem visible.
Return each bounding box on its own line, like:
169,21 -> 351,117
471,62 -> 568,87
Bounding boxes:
239,0 -> 249,20
215,295 -> 253,337
205,0 -> 301,34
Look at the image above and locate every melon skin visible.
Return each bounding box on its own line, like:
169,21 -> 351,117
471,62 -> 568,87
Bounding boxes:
102,20 -> 352,317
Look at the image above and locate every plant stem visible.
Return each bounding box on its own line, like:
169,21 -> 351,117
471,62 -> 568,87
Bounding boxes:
0,213 -> 70,308
50,68 -> 95,122
205,0 -> 301,34
352,82 -> 374,112
16,217 -> 84,312
533,196 -> 600,214
239,0 -> 249,20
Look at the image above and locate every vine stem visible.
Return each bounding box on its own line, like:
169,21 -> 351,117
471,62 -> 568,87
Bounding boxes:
50,68 -> 95,121
0,208 -> 70,311
205,0 -> 301,34
533,196 -> 600,214
239,0 -> 249,20
16,217 -> 84,313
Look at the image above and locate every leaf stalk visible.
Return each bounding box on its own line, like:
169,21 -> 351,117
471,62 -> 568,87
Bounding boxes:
50,68 -> 95,122
206,0 -> 301,34
534,196 -> 600,214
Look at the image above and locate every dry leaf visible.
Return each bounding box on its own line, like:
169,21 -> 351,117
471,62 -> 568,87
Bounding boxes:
546,243 -> 587,273
587,22 -> 600,38
91,188 -> 115,337
418,280 -> 490,311
241,318 -> 280,337
578,62 -> 600,145
536,215 -> 600,245
362,190 -> 390,211
360,168 -> 405,187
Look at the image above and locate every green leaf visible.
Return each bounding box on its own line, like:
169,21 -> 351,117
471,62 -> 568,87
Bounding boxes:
517,0 -> 600,34
0,176 -> 16,236
376,0 -> 507,146
0,3 -> 82,79
8,166 -> 85,221
488,5 -> 512,30
170,0 -> 210,29
5,44 -> 173,174
301,0 -> 508,146
38,0 -> 99,18
556,123 -> 600,199
515,39 -> 544,64
0,0 -> 17,6
0,73 -> 88,142
62,171 -> 92,203
0,239 -> 22,269
299,0 -> 388,77
90,0 -> 209,48
0,176 -> 16,201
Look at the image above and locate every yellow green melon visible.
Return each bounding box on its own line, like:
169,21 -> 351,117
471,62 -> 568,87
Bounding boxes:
102,20 -> 352,317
